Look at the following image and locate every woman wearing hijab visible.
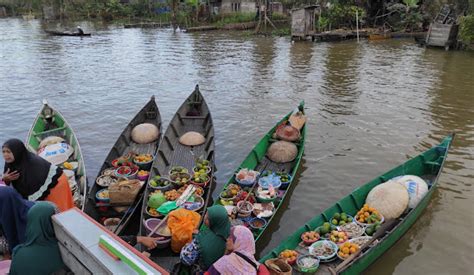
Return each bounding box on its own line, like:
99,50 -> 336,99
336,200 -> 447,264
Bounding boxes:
2,139 -> 74,212
9,202 -> 66,275
206,226 -> 260,275
0,186 -> 34,258
180,205 -> 231,271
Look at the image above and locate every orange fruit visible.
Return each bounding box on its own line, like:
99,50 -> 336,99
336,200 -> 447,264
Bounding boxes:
342,247 -> 350,254
350,247 -> 357,253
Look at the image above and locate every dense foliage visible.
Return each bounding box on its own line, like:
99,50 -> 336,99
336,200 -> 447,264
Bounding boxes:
459,14 -> 474,43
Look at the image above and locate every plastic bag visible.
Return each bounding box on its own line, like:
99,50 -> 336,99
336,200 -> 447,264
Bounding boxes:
167,209 -> 201,253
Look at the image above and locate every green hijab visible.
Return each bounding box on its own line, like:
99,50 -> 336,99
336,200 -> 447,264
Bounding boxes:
10,202 -> 65,275
196,205 -> 231,269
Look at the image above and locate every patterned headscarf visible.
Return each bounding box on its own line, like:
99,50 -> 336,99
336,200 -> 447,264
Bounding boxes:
213,225 -> 258,275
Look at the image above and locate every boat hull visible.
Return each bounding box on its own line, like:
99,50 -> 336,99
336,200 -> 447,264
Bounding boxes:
260,135 -> 453,274
214,102 -> 306,244
139,85 -> 216,271
83,96 -> 162,236
26,100 -> 88,210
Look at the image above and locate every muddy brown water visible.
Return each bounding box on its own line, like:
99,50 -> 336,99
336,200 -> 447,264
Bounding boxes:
0,19 -> 473,274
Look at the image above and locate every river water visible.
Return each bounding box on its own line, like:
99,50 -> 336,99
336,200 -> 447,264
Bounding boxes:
0,18 -> 473,274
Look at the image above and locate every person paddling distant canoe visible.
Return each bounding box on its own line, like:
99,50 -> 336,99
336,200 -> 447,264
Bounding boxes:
77,26 -> 84,35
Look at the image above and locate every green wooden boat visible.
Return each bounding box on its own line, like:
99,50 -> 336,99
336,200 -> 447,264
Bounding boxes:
260,134 -> 454,274
26,99 -> 87,210
213,101 -> 306,243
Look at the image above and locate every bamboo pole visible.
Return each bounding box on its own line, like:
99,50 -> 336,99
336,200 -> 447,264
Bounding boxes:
356,9 -> 359,43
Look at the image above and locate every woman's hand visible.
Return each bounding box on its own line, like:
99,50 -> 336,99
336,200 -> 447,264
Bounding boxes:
137,236 -> 162,250
2,168 -> 19,182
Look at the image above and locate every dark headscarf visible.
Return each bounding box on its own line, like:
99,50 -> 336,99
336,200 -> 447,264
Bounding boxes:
3,139 -> 61,199
10,202 -> 65,275
196,205 -> 231,269
0,186 -> 34,251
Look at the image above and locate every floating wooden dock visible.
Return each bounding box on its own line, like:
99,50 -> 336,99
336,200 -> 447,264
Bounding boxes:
124,22 -> 171,28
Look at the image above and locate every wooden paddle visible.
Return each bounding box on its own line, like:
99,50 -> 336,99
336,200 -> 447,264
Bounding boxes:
328,219 -> 397,275
147,185 -> 196,237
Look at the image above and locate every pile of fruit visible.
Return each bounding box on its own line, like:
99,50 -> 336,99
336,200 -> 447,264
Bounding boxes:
191,171 -> 209,185
233,190 -> 255,204
331,212 -> 353,226
301,231 -> 320,244
194,158 -> 210,174
170,166 -> 188,175
220,184 -> 242,205
165,190 -> 180,201
112,155 -> 134,168
315,222 -> 337,238
365,221 -> 382,236
279,249 -> 298,265
147,207 -> 160,217
329,230 -> 348,243
170,173 -> 190,186
134,154 -> 153,163
116,166 -> 131,176
138,170 -> 149,176
62,162 -> 73,170
149,175 -> 171,188
355,204 -> 382,224
221,184 -> 241,198
338,242 -> 360,259
276,171 -> 290,184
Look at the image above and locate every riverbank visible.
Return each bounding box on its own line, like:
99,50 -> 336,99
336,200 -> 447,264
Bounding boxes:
1,18 -> 474,274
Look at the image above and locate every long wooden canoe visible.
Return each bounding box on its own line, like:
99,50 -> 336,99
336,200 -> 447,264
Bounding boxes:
213,101 -> 306,243
45,30 -> 91,36
26,99 -> 87,210
83,96 -> 162,236
260,134 -> 454,274
139,85 -> 215,271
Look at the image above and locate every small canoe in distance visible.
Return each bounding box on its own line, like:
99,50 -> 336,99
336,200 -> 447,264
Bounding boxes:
26,99 -> 88,210
83,96 -> 162,236
213,101 -> 306,243
260,134 -> 454,274
139,85 -> 216,271
45,30 -> 91,36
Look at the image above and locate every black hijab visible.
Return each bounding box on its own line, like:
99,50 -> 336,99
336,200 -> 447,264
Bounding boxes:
3,139 -> 54,199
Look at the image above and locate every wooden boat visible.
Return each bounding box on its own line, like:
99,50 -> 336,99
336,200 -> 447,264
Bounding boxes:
83,96 -> 162,236
26,99 -> 87,210
368,33 -> 392,41
214,101 -> 306,243
139,85 -> 215,271
45,30 -> 91,37
260,134 -> 454,274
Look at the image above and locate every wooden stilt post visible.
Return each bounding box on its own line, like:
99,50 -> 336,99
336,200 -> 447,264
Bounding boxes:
356,9 -> 360,43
